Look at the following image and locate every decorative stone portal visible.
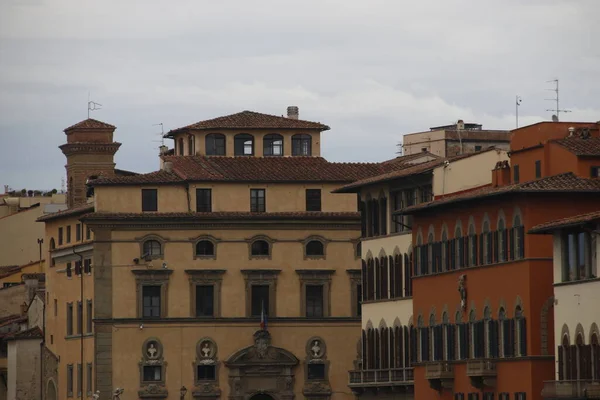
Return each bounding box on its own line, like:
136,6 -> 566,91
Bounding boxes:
225,330 -> 299,400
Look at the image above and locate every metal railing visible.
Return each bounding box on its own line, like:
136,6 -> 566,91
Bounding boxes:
348,368 -> 414,386
542,380 -> 600,398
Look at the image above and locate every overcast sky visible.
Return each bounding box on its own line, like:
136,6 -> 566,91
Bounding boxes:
1,0 -> 599,190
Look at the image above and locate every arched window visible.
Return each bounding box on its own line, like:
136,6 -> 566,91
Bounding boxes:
512,214 -> 525,260
499,308 -> 511,358
234,134 -> 254,156
457,312 -> 467,360
188,135 -> 195,155
50,238 -> 56,250
367,328 -> 375,369
441,229 -> 448,272
143,240 -> 162,257
409,325 -> 417,365
366,258 -> 375,301
591,333 -> 599,381
484,307 -> 499,358
380,196 -> 387,235
515,306 -> 526,357
306,240 -> 324,256
380,256 -> 389,300
468,222 -> 477,267
576,333 -> 590,380
178,137 -> 184,156
375,258 -> 381,300
427,233 -> 434,274
195,240 -> 214,256
498,217 -> 507,262
405,251 -> 413,297
431,314 -> 442,361
361,330 -> 367,369
418,316 -> 429,362
251,240 -> 270,256
393,254 -> 403,299
380,327 -> 389,369
263,134 -> 283,156
292,134 -> 312,156
393,325 -> 403,368
442,312 -> 453,360
372,200 -> 380,236
454,226 -> 463,269
482,220 -> 491,265
205,133 -> 226,156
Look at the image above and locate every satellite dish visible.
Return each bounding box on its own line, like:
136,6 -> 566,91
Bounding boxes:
551,114 -> 559,122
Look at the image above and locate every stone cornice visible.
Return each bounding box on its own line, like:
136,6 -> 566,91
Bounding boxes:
59,142 -> 121,156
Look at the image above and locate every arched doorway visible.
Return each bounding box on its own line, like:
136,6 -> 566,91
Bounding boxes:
46,379 -> 58,400
250,394 -> 275,400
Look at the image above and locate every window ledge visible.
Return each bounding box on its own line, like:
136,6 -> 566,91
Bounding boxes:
362,296 -> 413,305
554,277 -> 600,287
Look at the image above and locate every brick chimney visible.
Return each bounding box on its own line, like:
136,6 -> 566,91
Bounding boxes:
492,160 -> 511,187
287,106 -> 299,120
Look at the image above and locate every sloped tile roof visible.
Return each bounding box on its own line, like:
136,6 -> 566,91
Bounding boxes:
167,110 -> 329,136
401,173 -> 600,214
5,327 -> 43,341
64,118 -> 116,132
37,203 -> 95,222
93,156 -> 401,185
553,137 -> 600,157
83,211 -> 360,222
529,210 -> 600,234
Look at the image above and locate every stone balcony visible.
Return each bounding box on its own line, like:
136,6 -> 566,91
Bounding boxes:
425,362 -> 454,391
348,368 -> 414,395
466,359 -> 497,389
541,380 -> 600,398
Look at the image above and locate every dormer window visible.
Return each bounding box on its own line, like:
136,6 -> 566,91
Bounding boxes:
263,134 -> 284,156
234,134 -> 254,156
206,134 -> 226,156
292,134 -> 312,156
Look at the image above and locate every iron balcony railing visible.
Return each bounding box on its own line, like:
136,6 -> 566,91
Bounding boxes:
541,380 -> 600,398
348,368 -> 414,387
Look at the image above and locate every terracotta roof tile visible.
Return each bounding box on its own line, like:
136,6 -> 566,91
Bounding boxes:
93,156 -> 401,185
0,315 -> 27,329
37,203 -> 95,222
92,170 -> 183,186
401,173 -> 600,214
83,211 -> 360,222
64,118 -> 116,132
167,110 -> 329,136
553,137 -> 600,157
529,210 -> 600,234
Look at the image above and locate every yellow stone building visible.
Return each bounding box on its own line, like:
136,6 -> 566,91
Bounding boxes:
40,107 -> 412,400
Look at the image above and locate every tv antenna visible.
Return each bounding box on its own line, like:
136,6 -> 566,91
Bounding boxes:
545,79 -> 570,122
152,123 -> 165,146
515,95 -> 522,128
87,92 -> 102,118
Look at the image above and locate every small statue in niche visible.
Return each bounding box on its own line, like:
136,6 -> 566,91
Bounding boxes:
458,274 -> 467,310
311,340 -> 321,358
201,342 -> 212,358
147,342 -> 158,359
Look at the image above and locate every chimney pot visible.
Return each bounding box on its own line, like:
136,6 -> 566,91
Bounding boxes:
163,161 -> 173,173
287,106 -> 299,120
568,127 -> 575,137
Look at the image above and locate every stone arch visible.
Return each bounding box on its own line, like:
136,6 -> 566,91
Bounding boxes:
378,248 -> 387,259
575,323 -> 586,345
407,315 -> 414,327
416,227 -> 423,245
365,320 -> 374,330
440,223 -> 449,239
455,310 -> 463,323
454,219 -> 463,238
392,246 -> 401,257
427,224 -> 436,241
496,209 -> 507,230
378,319 -> 388,330
481,213 -> 491,232
483,298 -> 492,318
46,379 -> 58,400
561,324 -> 571,345
497,299 -> 508,317
512,207 -> 524,226
467,216 -> 476,233
365,250 -> 374,260
393,317 -> 402,328
540,296 -> 555,355
513,296 -> 524,317
429,306 -> 437,322
590,323 -> 600,344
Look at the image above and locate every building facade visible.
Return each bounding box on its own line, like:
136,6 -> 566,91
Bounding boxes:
40,108 -> 411,400
402,121 -> 510,158
402,121 -> 600,400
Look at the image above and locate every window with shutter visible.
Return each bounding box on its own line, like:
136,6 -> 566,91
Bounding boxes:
447,325 -> 455,360
517,226 -> 525,258
479,233 -> 484,265
509,227 -> 515,260
450,240 -> 456,270
492,231 -> 499,263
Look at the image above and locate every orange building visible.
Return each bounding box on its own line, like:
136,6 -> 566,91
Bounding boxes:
401,121 -> 600,400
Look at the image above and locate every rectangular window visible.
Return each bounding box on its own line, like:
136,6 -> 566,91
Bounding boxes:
83,259 -> 91,275
142,286 -> 161,318
591,166 -> 600,178
513,165 -> 520,183
54,299 -> 57,317
196,189 -> 212,212
143,365 -> 162,382
58,227 -> 64,245
86,226 -> 91,240
66,262 -> 73,278
67,302 -> 73,336
66,225 -> 71,243
306,189 -> 322,211
251,284 -> 269,317
306,285 -> 324,318
86,363 -> 92,396
196,285 -> 214,317
142,189 -> 158,212
535,160 -> 541,178
77,363 -> 82,398
250,189 -> 266,213
356,284 -> 362,317
75,260 -> 82,276
563,231 -> 592,282
197,365 -> 216,381
86,300 -> 93,333
475,145 -> 482,151
76,224 -> 81,241
76,301 -> 82,335
67,364 -> 74,397
420,185 -> 432,203
307,363 -> 325,380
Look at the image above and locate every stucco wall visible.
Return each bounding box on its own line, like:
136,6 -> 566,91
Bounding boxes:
0,284 -> 28,317
402,130 -> 446,156
7,339 -> 41,400
0,206 -> 45,266
432,149 -> 509,196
